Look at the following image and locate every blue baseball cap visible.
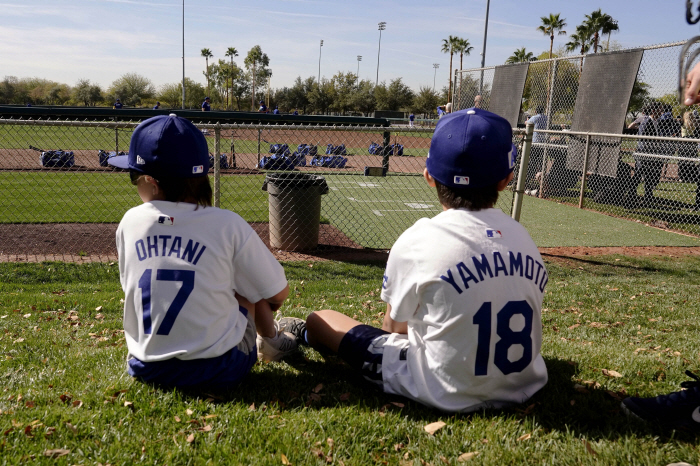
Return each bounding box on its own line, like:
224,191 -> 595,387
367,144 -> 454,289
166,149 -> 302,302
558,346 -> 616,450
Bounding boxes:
108,114 -> 209,178
426,108 -> 517,189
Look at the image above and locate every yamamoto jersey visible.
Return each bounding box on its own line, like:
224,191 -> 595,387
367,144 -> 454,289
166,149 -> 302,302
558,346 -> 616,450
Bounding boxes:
380,208 -> 548,412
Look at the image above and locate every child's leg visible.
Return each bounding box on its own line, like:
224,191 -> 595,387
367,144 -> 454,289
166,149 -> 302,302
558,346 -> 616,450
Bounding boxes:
306,309 -> 365,352
235,293 -> 276,339
254,300 -> 276,338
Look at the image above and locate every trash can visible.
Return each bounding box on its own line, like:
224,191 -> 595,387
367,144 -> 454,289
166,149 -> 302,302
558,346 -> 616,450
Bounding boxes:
262,172 -> 329,251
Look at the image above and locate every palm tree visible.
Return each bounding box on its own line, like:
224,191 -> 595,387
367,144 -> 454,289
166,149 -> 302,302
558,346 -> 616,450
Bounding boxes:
506,48 -> 536,64
441,35 -> 460,102
201,48 -> 213,95
584,9 -> 618,54
565,24 -> 594,72
537,13 -> 567,60
225,47 -> 238,109
455,38 -> 473,72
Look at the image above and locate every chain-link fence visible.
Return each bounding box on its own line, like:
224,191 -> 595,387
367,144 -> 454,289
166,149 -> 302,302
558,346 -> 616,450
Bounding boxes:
0,118 -> 470,262
0,114 -> 697,263
454,39 -> 700,239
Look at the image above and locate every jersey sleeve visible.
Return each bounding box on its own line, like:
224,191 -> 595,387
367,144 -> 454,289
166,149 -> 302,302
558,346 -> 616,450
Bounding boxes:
231,229 -> 287,303
381,229 -> 420,323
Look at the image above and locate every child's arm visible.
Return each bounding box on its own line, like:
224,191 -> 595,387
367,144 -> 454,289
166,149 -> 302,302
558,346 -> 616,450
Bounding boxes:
382,304 -> 408,334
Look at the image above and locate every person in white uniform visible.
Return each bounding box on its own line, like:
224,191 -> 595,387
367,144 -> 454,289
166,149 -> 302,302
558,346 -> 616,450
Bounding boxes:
280,108 -> 549,412
108,114 -> 298,389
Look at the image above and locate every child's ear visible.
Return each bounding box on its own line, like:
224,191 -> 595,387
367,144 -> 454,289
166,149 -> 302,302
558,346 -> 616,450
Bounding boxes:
423,168 -> 436,187
496,172 -> 514,191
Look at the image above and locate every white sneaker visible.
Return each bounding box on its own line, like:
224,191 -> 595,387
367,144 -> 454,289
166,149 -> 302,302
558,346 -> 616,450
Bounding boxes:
256,320 -> 299,362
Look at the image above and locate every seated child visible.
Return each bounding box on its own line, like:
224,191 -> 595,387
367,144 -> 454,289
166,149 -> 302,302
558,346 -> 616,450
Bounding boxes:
280,108 -> 549,412
108,114 -> 298,389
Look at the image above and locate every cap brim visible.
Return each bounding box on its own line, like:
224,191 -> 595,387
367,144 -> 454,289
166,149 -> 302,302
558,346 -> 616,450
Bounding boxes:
107,155 -> 130,169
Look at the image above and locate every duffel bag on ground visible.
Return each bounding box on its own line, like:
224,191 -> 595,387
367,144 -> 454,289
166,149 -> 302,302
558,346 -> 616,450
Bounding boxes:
41,150 -> 74,168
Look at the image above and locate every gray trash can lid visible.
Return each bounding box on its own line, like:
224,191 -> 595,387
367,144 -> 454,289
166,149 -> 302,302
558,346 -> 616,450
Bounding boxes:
262,172 -> 328,194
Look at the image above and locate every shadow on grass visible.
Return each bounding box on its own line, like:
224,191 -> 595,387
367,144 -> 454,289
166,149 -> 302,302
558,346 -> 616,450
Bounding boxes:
145,351 -> 696,442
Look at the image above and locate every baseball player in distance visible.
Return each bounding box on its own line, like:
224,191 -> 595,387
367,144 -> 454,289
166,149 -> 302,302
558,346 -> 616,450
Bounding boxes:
108,114 -> 298,389
279,108 -> 549,412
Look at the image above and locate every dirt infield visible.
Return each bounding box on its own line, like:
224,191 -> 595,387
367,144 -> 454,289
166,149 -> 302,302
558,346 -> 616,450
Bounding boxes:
1,222 -> 699,263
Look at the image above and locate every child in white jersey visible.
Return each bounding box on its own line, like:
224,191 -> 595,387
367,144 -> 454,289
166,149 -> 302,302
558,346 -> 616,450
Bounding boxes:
108,114 -> 298,389
281,108 -> 549,412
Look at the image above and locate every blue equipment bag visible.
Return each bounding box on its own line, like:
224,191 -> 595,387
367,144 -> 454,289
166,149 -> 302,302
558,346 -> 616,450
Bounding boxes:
208,153 -> 230,170
325,144 -> 347,155
258,155 -> 296,170
311,155 -> 347,168
40,150 -> 74,168
98,150 -> 127,167
297,144 -> 318,156
269,144 -> 291,157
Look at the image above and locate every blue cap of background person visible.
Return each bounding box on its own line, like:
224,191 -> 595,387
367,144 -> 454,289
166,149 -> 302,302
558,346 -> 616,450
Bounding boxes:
426,108 -> 517,189
204,96 -> 210,100
108,114 -> 209,178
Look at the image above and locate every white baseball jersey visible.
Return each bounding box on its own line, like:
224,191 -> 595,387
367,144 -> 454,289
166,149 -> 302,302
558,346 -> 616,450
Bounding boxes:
116,201 -> 287,362
379,207 -> 548,412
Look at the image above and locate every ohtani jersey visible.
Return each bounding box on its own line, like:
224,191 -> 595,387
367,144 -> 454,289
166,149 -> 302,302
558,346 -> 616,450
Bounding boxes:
380,208 -> 548,412
116,201 -> 287,362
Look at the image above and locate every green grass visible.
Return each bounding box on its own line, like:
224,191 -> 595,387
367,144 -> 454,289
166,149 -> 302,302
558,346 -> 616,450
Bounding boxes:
2,257 -> 700,464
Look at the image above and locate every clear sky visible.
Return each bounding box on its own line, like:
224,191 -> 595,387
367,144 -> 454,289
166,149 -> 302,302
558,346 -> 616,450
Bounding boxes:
0,0 -> 696,93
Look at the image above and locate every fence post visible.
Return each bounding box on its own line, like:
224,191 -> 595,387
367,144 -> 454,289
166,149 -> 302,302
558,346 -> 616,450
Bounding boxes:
382,131 -> 391,172
512,123 -> 534,222
257,128 -> 262,166
578,133 -> 592,209
214,123 -> 221,208
115,128 -> 119,154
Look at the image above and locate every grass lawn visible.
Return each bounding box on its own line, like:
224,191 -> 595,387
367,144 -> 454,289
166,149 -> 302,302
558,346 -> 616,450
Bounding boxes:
1,256 -> 700,464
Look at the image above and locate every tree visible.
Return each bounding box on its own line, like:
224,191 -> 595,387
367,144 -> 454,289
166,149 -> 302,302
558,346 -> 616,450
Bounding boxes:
72,79 -> 103,106
330,72 -> 357,115
351,79 -> 376,115
412,86 -> 440,115
565,24 -> 594,72
158,78 -> 206,109
376,78 -> 414,111
455,38 -> 474,72
584,9 -> 618,54
537,13 -> 567,60
201,48 -> 213,95
307,78 -> 333,114
628,81 -> 650,118
224,47 -> 238,109
441,35 -> 460,102
244,45 -> 270,110
506,48 -> 536,64
107,73 -> 155,107
288,77 -> 313,114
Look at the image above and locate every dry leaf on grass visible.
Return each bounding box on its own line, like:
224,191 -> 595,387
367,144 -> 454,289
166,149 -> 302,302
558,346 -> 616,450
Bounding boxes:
423,421 -> 446,435
457,452 -> 479,462
186,433 -> 195,443
583,439 -> 597,455
312,383 -> 323,393
281,453 -> 290,464
43,449 -> 70,458
602,369 -> 623,378
186,408 -> 194,415
517,433 -> 531,441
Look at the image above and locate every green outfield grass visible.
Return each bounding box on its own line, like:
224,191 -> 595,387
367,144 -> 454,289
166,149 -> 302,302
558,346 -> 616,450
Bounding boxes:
2,256 -> 700,464
1,171 -> 698,249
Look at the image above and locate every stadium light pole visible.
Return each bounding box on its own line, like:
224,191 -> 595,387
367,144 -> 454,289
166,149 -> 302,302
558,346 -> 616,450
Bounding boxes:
433,63 -> 439,92
181,0 -> 185,109
356,55 -> 362,84
318,40 -> 323,86
376,22 -> 386,87
479,0 -> 490,94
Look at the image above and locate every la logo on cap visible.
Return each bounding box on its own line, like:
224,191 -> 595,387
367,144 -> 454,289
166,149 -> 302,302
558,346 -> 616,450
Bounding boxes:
454,176 -> 470,185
